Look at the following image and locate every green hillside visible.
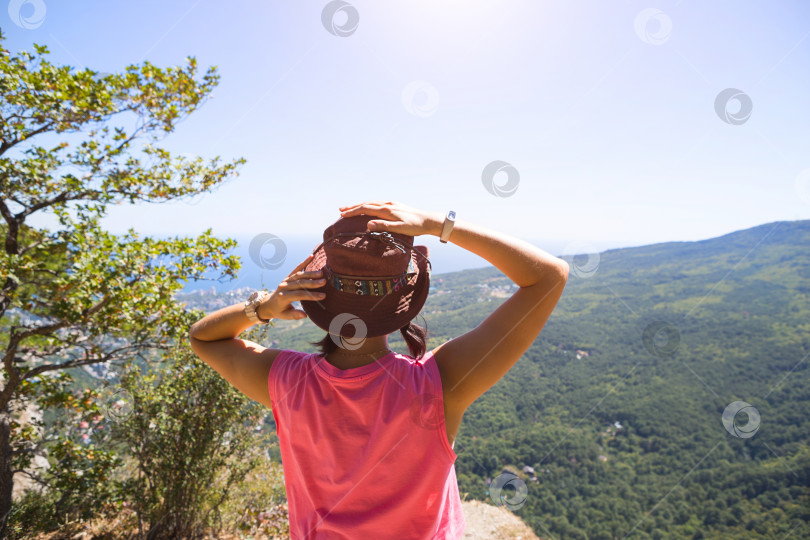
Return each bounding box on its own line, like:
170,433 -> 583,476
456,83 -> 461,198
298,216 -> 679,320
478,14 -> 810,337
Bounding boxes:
242,219 -> 809,539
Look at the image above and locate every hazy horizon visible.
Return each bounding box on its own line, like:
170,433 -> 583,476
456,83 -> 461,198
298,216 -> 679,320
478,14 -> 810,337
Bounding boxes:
177,215 -> 801,293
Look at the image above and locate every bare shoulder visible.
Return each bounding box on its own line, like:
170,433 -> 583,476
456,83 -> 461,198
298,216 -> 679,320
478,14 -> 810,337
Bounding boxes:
260,345 -> 285,366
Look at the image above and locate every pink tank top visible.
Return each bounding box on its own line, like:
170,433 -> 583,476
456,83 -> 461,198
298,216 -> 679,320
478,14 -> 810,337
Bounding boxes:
268,348 -> 466,539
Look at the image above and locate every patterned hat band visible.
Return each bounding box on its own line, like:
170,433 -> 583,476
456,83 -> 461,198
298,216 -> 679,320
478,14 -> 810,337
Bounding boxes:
324,257 -> 427,296
312,230 -> 432,297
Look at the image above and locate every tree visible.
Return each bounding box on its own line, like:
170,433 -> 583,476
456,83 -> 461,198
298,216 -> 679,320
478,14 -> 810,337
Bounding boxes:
0,28 -> 245,535
111,344 -> 268,539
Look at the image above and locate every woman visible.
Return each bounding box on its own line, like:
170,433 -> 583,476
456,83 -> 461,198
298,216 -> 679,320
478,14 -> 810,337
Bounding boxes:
188,201 -> 569,539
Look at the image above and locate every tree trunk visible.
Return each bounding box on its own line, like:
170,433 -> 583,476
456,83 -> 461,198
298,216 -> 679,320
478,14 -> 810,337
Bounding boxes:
0,409 -> 14,539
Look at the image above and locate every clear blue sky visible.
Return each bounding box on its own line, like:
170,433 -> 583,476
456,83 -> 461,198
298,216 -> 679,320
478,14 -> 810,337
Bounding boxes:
5,0 -> 810,287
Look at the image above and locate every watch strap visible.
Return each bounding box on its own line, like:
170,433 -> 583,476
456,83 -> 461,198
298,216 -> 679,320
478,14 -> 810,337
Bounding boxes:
245,290 -> 272,324
439,210 -> 456,244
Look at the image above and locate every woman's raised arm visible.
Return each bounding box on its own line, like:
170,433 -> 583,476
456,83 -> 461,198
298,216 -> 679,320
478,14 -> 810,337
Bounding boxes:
188,254 -> 327,407
339,201 -> 569,411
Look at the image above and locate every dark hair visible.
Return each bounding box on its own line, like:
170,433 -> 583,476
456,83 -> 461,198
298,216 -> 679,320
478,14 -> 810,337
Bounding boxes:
310,316 -> 428,359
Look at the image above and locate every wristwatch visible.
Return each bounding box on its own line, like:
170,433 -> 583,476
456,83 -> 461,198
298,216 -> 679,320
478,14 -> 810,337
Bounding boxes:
439,210 -> 456,244
244,290 -> 272,325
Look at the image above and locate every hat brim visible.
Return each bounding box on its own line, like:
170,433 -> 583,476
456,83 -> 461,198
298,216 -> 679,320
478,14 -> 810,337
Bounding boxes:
300,244 -> 430,338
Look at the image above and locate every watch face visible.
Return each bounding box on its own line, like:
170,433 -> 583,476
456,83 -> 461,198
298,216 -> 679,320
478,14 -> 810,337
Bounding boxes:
248,291 -> 259,302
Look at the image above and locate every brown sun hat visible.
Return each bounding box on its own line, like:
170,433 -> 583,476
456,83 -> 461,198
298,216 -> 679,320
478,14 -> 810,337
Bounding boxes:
300,214 -> 432,338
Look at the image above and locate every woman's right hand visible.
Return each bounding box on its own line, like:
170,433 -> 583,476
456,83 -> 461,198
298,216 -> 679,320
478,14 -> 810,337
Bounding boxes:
338,201 -> 444,237
258,254 -> 326,321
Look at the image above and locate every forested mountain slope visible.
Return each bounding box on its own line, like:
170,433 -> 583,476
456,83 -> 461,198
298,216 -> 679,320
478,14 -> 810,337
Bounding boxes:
187,219 -> 809,539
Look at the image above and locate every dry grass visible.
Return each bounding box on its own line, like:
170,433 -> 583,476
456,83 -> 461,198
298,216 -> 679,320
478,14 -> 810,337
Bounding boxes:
27,499 -> 542,540
26,504 -> 289,540
461,500 -> 541,540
